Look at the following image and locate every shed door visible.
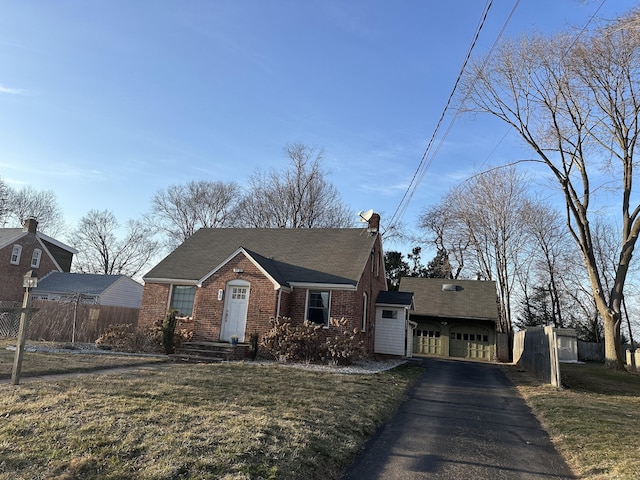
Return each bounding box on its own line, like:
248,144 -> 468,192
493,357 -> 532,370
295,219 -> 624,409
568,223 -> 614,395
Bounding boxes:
221,285 -> 249,342
449,326 -> 492,359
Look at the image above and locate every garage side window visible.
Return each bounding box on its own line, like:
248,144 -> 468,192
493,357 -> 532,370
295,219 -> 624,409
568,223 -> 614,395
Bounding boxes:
381,309 -> 397,319
171,285 -> 196,317
10,244 -> 22,265
307,290 -> 330,327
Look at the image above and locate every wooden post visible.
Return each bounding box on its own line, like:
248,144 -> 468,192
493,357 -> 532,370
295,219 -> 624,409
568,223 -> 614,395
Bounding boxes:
11,288 -> 32,385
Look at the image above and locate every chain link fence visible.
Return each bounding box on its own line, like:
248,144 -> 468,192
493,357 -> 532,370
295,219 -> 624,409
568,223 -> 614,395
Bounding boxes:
0,301 -> 20,338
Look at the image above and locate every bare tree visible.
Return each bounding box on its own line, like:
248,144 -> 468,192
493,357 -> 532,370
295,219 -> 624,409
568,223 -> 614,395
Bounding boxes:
525,203 -> 575,328
236,143 -> 354,228
0,177 -> 8,225
70,210 -> 158,278
420,166 -> 533,333
6,186 -> 65,235
147,180 -> 241,249
417,203 -> 468,280
464,9 -> 640,367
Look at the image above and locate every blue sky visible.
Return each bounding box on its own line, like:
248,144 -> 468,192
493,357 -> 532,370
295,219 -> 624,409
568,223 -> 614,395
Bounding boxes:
1,0 -> 637,254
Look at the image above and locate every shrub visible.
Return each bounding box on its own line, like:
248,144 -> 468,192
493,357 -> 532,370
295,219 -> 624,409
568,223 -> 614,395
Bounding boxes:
261,316 -> 364,365
95,324 -> 157,353
249,331 -> 260,360
324,317 -> 365,366
94,316 -> 193,354
162,309 -> 178,354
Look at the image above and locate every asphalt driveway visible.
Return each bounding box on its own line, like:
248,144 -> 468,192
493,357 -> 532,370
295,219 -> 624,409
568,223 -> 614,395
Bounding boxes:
342,357 -> 576,480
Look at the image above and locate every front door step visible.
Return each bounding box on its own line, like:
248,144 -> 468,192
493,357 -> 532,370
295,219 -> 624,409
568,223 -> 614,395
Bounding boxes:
171,341 -> 249,363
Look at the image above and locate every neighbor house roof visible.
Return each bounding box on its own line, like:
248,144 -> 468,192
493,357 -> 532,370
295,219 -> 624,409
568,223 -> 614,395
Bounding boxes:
143,228 -> 379,288
0,227 -> 77,253
0,228 -> 25,248
376,291 -> 414,307
398,277 -> 498,321
34,272 -> 133,296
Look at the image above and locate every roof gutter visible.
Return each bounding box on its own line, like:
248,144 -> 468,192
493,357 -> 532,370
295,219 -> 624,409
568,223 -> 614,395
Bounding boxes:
288,282 -> 357,291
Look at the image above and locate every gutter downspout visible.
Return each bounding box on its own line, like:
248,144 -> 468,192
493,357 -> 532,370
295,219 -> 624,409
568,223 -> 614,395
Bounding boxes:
276,288 -> 282,319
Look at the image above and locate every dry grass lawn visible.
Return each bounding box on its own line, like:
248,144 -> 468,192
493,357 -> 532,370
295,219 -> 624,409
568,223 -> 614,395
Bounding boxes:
502,362 -> 640,480
0,338 -> 167,380
0,339 -> 423,480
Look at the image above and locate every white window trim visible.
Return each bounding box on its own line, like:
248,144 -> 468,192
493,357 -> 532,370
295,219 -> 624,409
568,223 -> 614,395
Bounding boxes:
169,284 -> 197,319
10,244 -> 22,265
362,292 -> 368,332
305,289 -> 331,328
31,248 -> 42,268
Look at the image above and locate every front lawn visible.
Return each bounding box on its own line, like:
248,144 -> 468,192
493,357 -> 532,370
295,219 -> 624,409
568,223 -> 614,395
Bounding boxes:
0,338 -> 167,379
503,362 -> 640,480
0,349 -> 422,480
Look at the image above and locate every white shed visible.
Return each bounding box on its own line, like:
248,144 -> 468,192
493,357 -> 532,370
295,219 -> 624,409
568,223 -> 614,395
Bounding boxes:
374,291 -> 415,357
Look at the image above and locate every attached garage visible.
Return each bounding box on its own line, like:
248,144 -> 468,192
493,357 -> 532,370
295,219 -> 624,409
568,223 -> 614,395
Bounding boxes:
449,325 -> 493,360
399,278 -> 498,361
413,322 -> 443,355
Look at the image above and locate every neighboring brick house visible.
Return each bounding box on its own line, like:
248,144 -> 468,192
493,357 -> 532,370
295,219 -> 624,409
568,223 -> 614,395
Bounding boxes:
0,218 -> 77,303
139,215 -> 388,354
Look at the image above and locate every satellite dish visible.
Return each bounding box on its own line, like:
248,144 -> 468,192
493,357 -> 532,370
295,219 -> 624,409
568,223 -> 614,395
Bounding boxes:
358,209 -> 374,222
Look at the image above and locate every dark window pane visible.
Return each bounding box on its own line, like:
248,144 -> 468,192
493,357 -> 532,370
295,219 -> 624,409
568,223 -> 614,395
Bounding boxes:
171,285 -> 196,317
308,290 -> 330,325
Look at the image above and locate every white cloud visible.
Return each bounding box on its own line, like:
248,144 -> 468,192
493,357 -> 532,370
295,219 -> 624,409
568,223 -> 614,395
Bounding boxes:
0,84 -> 25,95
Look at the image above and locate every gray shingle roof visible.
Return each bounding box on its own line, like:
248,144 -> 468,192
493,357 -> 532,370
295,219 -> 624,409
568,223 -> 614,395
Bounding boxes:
398,277 -> 498,321
0,228 -> 24,248
34,272 -> 127,296
144,228 -> 378,287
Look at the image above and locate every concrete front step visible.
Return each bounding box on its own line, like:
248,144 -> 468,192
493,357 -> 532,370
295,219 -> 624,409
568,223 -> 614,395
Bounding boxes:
173,341 -> 250,363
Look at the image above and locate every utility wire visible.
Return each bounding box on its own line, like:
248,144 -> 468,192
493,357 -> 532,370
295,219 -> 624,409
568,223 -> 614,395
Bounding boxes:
386,0 -> 606,236
386,0 -> 497,234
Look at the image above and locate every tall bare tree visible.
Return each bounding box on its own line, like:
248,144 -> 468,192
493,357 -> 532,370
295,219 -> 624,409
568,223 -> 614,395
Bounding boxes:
418,202 -> 467,279
420,166 -> 533,333
147,180 -> 241,249
6,186 -> 65,235
0,177 -> 8,225
464,9 -> 640,367
236,143 -> 353,228
70,210 -> 158,278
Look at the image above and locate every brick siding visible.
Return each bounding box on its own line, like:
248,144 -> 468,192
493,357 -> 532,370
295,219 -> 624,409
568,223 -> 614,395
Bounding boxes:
138,233 -> 389,354
0,234 -> 61,303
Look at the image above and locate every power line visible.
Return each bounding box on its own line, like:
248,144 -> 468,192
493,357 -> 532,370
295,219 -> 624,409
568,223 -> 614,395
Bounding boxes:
386,0 -> 607,237
385,0 -> 520,235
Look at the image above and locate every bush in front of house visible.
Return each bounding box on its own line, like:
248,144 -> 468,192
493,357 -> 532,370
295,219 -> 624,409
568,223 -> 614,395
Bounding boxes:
261,316 -> 364,365
162,309 -> 178,354
95,323 -> 156,352
94,316 -> 193,354
323,317 -> 365,365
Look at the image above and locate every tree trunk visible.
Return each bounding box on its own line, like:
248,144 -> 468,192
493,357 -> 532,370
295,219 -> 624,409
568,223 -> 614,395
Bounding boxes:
602,310 -> 624,369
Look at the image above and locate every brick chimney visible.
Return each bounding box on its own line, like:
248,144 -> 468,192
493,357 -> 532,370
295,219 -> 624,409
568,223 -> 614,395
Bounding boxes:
367,213 -> 380,234
23,217 -> 38,234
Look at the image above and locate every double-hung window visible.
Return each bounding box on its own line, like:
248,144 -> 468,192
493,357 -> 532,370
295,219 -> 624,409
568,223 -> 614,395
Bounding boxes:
31,249 -> 42,268
307,290 -> 330,327
171,285 -> 196,317
10,245 -> 22,265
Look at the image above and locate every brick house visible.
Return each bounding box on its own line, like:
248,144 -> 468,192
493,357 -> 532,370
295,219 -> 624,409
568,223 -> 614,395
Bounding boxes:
0,218 -> 77,303
139,214 -> 388,354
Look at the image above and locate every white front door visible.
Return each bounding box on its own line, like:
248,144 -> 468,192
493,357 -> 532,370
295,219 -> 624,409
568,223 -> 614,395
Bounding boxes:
221,284 -> 250,342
